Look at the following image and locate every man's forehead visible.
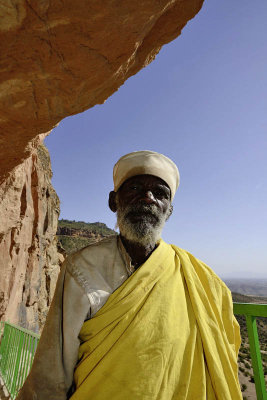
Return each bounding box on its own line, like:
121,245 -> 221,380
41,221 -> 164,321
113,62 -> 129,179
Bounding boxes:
120,174 -> 170,190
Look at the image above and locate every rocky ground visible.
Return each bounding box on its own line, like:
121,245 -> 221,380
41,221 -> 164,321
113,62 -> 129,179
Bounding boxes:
238,347 -> 267,400
0,378 -> 9,400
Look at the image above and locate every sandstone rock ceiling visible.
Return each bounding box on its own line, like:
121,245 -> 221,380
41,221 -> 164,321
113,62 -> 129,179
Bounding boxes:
0,0 -> 204,183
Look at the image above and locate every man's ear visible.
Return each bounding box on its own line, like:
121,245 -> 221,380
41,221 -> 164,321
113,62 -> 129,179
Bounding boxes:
109,191 -> 117,213
166,204 -> 173,221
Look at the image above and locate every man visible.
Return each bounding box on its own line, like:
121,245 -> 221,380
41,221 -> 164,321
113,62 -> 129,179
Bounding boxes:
17,150 -> 242,400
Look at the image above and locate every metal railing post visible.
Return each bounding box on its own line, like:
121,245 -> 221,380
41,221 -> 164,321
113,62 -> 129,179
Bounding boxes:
10,329 -> 24,398
246,315 -> 267,400
233,302 -> 267,400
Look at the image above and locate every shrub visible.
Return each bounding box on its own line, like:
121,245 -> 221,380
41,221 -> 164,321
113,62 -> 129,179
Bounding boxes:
241,384 -> 247,392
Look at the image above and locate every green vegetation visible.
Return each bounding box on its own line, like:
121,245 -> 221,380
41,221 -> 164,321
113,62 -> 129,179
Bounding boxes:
56,219 -> 116,255
241,383 -> 247,392
57,235 -> 96,255
58,219 -> 115,236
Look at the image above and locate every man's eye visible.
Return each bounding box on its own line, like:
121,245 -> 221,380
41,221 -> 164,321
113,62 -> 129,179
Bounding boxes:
154,189 -> 169,198
154,190 -> 164,196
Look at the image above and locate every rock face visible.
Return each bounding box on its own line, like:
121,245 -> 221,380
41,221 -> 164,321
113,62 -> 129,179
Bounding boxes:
0,144 -> 64,333
57,226 -> 104,241
0,0 -> 204,184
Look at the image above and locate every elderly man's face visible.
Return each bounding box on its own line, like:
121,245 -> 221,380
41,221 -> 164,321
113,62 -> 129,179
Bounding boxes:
110,175 -> 172,245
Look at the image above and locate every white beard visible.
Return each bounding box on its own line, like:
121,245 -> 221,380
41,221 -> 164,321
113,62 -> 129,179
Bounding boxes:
116,202 -> 170,246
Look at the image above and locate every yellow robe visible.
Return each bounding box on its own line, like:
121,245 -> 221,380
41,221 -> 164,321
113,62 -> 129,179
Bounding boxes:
70,240 -> 242,400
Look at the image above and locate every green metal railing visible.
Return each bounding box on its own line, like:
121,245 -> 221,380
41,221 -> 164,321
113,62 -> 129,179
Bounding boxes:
233,302 -> 267,400
0,303 -> 266,399
0,321 -> 4,337
0,322 -> 40,399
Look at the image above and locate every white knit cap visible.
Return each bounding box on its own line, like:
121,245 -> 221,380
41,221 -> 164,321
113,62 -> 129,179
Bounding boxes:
113,150 -> 180,201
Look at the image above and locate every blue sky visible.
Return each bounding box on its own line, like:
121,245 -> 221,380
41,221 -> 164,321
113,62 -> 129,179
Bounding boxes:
45,0 -> 267,279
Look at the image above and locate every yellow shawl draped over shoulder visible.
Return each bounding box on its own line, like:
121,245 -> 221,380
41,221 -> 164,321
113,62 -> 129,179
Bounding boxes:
70,240 -> 242,400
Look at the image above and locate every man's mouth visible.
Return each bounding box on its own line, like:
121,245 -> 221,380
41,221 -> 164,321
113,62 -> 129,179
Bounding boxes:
125,209 -> 159,223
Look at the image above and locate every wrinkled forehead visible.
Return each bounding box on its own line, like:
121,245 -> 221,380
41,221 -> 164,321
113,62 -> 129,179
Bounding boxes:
119,174 -> 170,191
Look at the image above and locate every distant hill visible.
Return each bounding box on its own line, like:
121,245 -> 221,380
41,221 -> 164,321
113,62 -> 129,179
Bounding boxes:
225,279 -> 267,297
57,219 -> 116,255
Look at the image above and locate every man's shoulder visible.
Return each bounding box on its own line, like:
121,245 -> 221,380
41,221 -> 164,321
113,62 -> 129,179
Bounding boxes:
64,234 -> 118,269
63,234 -> 119,291
171,244 -> 229,292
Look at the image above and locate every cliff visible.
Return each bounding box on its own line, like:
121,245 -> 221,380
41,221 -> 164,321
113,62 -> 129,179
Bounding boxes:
0,144 -> 64,333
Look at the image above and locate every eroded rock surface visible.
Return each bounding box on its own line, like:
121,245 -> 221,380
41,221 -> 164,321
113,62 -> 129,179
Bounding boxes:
0,0 -> 204,183
0,144 -> 64,333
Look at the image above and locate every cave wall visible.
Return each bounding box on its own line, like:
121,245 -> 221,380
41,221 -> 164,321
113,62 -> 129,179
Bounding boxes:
0,143 -> 64,332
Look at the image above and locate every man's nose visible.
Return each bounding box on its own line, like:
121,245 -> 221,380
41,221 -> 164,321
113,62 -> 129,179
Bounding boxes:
140,190 -> 155,204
